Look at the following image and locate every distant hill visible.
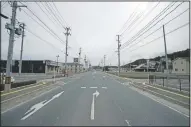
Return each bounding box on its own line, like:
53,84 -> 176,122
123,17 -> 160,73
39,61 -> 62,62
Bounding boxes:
122,48 -> 190,67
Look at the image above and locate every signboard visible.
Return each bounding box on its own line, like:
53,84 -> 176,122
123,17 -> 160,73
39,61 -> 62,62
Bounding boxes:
74,58 -> 79,63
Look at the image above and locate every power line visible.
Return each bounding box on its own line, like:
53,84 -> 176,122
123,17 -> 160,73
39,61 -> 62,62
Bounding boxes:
125,8 -> 189,51
22,5 -> 66,44
121,2 -> 177,49
21,8 -> 65,46
40,2 -> 60,27
35,2 -> 61,31
21,2 -> 65,43
125,2 -> 160,37
52,2 -> 68,27
129,22 -> 189,53
118,3 -> 141,34
120,2 -> 150,36
25,27 -> 61,51
1,2 -> 7,8
121,2 -> 184,50
121,2 -> 176,49
45,2 -> 65,28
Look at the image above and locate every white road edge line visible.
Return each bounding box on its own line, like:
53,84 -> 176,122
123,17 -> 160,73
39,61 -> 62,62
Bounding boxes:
130,87 -> 189,118
90,87 -> 97,89
125,120 -> 131,126
81,87 -> 86,88
1,86 -> 60,114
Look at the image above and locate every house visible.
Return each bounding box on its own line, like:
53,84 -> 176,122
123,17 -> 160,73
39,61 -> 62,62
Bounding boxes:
134,63 -> 156,72
172,57 -> 190,74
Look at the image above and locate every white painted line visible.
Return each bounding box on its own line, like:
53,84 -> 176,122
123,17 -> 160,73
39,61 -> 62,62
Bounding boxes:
125,120 -> 131,126
1,86 -> 60,114
91,93 -> 95,120
130,87 -> 189,118
1,85 -> 50,103
90,87 -> 97,89
21,91 -> 64,120
81,87 -> 86,88
101,87 -> 107,89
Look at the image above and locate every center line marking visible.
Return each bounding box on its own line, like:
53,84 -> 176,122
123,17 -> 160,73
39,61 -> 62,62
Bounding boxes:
90,87 -> 97,89
101,87 -> 107,89
81,87 -> 86,88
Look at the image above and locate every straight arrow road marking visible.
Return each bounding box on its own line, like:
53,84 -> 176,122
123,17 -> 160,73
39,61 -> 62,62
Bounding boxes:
91,90 -> 99,120
21,91 -> 64,120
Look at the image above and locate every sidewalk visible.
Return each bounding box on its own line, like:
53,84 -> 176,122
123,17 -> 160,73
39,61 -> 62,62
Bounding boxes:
106,72 -> 190,109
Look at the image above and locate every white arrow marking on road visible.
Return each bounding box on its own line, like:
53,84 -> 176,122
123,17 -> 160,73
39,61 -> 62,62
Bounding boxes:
91,90 -> 99,120
21,91 -> 64,120
125,120 -> 131,126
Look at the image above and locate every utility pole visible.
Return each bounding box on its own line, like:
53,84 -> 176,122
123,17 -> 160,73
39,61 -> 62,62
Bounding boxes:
79,47 -> 81,72
163,25 -> 169,72
64,27 -> 71,76
4,1 -> 26,91
163,25 -> 169,85
0,1 -> 1,65
19,23 -> 25,75
103,55 -> 106,71
56,55 -> 59,73
147,59 -> 149,72
117,35 -> 121,76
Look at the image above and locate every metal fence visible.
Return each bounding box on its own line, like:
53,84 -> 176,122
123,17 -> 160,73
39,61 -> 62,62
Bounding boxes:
148,74 -> 190,92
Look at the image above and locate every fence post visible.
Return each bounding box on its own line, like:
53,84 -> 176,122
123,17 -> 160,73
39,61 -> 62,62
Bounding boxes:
178,76 -> 181,91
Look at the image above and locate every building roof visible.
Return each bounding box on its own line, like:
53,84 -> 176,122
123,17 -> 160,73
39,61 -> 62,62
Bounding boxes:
172,57 -> 190,62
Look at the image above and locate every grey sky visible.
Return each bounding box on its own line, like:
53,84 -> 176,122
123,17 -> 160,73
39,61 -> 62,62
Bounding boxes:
1,2 -> 189,66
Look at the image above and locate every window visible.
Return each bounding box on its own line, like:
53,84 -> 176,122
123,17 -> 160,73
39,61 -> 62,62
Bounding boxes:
175,68 -> 178,71
181,61 -> 183,64
182,69 -> 184,71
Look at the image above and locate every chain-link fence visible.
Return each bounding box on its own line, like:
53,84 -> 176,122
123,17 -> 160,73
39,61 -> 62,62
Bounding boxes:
148,74 -> 190,92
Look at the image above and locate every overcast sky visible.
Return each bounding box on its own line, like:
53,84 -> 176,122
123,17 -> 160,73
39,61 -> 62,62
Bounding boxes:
1,2 -> 189,66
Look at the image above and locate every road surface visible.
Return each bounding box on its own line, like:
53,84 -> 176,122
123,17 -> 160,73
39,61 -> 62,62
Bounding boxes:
1,71 -> 189,126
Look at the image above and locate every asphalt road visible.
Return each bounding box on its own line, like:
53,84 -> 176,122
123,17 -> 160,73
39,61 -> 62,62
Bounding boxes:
1,71 -> 189,126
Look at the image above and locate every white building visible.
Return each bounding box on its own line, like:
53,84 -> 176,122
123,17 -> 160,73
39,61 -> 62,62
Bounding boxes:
172,57 -> 189,74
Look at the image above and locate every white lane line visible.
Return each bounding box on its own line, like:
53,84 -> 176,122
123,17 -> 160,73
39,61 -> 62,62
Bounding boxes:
125,120 -> 131,126
101,87 -> 107,89
90,87 -> 97,89
81,87 -> 86,88
130,87 -> 189,118
1,86 -> 61,114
